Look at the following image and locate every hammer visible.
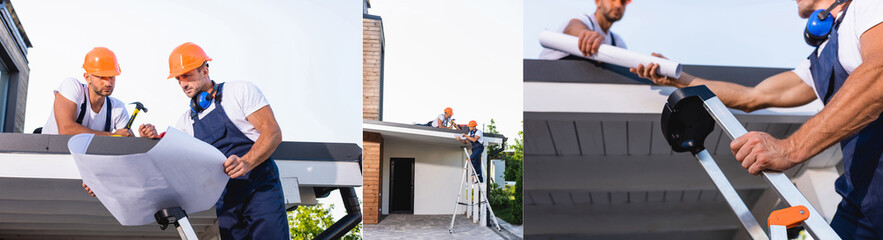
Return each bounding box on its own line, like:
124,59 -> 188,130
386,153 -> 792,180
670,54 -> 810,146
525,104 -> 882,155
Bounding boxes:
125,102 -> 148,129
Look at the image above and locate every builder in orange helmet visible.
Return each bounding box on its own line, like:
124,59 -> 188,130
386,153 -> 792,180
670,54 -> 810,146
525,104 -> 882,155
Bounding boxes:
41,47 -> 134,137
427,107 -> 459,129
538,0 -> 631,59
139,42 -> 287,239
456,120 -> 485,182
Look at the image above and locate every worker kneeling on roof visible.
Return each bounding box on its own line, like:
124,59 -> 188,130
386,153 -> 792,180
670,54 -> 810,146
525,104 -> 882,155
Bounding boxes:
426,107 -> 459,130
457,120 -> 485,183
139,42 -> 288,239
41,47 -> 135,137
538,0 -> 630,60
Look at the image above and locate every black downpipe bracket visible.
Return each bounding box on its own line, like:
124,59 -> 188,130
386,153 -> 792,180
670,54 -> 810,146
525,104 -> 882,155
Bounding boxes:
660,85 -> 717,154
313,187 -> 362,240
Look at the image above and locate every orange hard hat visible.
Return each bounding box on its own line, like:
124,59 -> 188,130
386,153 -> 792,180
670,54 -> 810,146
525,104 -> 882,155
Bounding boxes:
468,120 -> 477,127
168,42 -> 212,79
82,47 -> 121,77
444,107 -> 453,114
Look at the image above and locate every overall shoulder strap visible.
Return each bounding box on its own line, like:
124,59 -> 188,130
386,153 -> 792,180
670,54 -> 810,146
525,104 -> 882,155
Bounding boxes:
215,82 -> 225,104
584,14 -> 596,31
104,98 -> 112,132
834,4 -> 850,30
76,84 -> 87,124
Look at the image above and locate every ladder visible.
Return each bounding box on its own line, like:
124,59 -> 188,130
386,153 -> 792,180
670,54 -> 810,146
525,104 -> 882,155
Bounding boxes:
661,85 -> 840,240
449,147 -> 502,233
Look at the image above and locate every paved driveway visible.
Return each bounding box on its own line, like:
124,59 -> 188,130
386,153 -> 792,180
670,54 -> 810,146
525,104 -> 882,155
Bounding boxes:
364,214 -> 522,240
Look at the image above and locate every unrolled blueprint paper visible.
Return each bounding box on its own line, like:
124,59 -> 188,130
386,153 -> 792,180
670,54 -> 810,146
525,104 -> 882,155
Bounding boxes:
68,128 -> 229,226
539,31 -> 682,78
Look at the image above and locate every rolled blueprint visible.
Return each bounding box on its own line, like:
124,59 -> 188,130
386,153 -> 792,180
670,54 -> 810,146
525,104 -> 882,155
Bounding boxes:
539,30 -> 682,78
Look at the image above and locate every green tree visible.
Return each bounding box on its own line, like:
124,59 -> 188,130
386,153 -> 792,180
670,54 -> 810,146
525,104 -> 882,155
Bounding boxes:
484,119 -> 523,181
504,130 -> 523,181
509,127 -> 523,224
288,204 -> 362,240
512,164 -> 523,224
484,120 -> 523,225
485,119 -> 504,160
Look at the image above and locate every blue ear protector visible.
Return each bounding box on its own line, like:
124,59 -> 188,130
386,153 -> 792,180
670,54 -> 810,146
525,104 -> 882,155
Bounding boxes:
190,81 -> 218,113
804,0 -> 850,47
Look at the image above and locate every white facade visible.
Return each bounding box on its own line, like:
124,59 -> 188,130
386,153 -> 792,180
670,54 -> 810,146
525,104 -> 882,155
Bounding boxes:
491,159 -> 508,188
380,138 -> 476,215
363,121 -> 505,227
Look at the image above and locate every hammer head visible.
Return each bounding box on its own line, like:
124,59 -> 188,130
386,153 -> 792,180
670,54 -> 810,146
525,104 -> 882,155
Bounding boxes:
129,102 -> 148,112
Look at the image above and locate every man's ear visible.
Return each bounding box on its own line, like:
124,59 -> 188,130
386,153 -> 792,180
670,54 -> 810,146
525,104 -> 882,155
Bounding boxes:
201,65 -> 210,78
83,73 -> 91,84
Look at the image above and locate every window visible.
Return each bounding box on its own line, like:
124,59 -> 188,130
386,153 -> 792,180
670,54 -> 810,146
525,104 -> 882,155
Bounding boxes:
0,61 -> 7,130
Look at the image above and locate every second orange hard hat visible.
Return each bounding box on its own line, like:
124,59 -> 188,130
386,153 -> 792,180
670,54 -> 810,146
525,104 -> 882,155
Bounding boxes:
468,120 -> 477,127
168,42 -> 212,79
83,47 -> 121,77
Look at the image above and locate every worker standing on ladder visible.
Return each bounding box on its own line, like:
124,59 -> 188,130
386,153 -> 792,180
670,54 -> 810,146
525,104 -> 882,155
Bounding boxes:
632,0 -> 883,238
139,42 -> 288,239
457,120 -> 484,183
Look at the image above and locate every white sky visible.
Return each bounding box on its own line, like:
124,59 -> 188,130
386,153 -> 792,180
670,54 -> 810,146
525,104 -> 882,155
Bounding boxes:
524,0 -> 816,68
369,0 -> 524,140
16,0 -> 362,145
15,0 -> 362,221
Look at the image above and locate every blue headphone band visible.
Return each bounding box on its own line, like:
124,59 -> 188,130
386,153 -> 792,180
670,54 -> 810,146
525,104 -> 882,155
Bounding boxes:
804,0 -> 850,47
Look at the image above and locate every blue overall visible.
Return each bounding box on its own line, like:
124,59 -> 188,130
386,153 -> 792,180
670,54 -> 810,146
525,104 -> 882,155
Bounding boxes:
469,130 -> 484,183
808,8 -> 883,239
191,83 -> 289,240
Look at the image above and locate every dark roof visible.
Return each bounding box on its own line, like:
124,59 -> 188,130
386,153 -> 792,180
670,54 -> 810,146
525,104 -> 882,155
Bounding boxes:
2,1 -> 31,48
524,59 -> 790,87
363,120 -> 506,139
0,133 -> 360,162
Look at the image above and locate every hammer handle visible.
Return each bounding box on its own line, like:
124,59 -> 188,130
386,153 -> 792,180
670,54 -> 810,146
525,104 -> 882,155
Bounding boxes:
125,109 -> 140,129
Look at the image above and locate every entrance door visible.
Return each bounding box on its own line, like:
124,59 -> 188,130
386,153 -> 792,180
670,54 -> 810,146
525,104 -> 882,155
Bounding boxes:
389,158 -> 414,213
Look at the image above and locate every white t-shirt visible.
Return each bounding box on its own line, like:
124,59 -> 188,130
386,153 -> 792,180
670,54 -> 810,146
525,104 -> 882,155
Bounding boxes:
792,0 -> 883,97
431,113 -> 451,128
539,11 -> 628,60
42,77 -> 130,134
173,81 -> 270,142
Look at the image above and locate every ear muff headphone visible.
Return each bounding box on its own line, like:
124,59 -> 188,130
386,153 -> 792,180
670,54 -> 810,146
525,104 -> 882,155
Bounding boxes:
191,81 -> 218,113
804,0 -> 850,47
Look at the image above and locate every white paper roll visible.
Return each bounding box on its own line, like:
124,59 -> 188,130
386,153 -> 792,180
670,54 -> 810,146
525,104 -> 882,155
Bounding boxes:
539,30 -> 682,78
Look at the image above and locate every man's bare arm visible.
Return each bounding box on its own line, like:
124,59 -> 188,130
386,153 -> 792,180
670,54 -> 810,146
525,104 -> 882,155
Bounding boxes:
730,23 -> 883,174
563,19 -> 604,57
782,23 -> 883,162
632,56 -> 817,112
242,105 -> 283,171
53,92 -> 130,136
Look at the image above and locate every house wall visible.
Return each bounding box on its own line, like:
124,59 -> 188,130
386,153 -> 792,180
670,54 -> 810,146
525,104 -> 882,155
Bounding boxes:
492,159 -> 506,187
381,138 -> 479,215
362,131 -> 383,224
363,16 -> 382,121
